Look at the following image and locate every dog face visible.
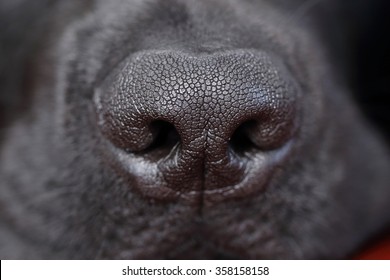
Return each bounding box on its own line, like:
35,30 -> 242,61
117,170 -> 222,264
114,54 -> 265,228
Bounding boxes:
0,0 -> 389,259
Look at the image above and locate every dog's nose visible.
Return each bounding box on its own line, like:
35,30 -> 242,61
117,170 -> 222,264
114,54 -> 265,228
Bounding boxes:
95,50 -> 298,204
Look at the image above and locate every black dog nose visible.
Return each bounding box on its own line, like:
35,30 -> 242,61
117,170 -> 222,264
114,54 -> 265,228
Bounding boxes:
95,50 -> 298,204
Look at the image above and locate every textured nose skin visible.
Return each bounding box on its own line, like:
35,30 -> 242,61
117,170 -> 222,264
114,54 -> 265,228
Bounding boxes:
95,50 -> 298,204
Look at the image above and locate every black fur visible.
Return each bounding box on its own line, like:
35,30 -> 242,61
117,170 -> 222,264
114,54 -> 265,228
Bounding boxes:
0,0 -> 389,259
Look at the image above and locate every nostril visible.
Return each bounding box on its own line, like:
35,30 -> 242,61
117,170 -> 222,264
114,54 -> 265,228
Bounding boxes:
229,115 -> 295,154
135,120 -> 180,159
229,120 -> 259,155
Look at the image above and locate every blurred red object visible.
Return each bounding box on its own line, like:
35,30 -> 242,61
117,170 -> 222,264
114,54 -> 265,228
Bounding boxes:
354,235 -> 390,260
